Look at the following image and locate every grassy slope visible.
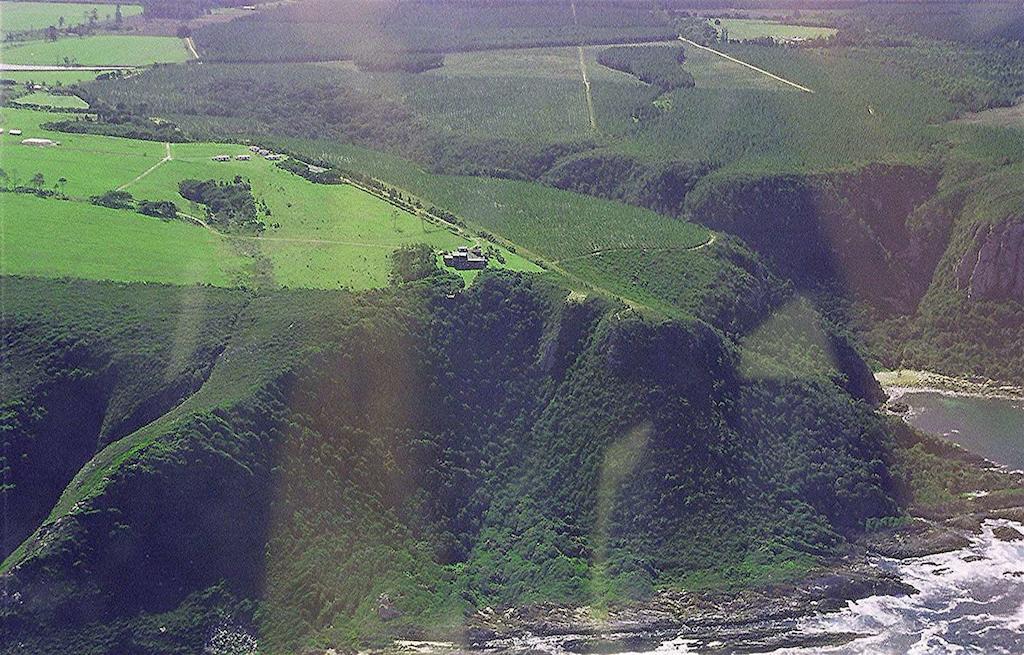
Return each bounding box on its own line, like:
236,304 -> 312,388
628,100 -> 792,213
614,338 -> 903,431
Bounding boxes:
2,35 -> 190,66
277,138 -> 711,261
1,194 -> 247,285
0,1 -> 142,33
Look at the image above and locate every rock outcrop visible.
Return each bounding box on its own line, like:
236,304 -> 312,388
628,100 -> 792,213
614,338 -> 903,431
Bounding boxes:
957,219 -> 1024,302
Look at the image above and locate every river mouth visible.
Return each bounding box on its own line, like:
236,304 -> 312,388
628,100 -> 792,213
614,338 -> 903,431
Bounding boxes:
898,391 -> 1024,471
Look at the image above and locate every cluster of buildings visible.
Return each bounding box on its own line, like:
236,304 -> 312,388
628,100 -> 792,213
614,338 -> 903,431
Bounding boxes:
210,147 -> 283,162
3,128 -> 59,146
443,245 -> 487,270
249,145 -> 283,160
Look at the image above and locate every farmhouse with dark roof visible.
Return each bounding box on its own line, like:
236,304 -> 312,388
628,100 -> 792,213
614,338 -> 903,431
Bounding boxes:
443,246 -> 487,270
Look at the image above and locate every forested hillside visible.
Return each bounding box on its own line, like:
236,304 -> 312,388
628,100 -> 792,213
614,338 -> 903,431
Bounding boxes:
2,272 -> 900,653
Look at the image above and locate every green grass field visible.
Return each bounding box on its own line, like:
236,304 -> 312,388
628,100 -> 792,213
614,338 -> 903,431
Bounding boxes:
0,106 -> 538,289
11,91 -> 89,108
1,193 -> 246,285
1,35 -> 191,66
1,107 -> 170,197
0,1 -> 142,34
713,18 -> 837,41
0,69 -> 109,85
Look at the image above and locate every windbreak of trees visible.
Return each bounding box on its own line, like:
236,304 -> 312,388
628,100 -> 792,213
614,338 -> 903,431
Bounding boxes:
44,111 -> 189,143
91,189 -> 181,219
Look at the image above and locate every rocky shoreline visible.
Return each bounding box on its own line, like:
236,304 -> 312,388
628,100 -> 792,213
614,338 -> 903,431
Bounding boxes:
876,369 -> 1024,403
453,557 -> 913,653
367,485 -> 1024,655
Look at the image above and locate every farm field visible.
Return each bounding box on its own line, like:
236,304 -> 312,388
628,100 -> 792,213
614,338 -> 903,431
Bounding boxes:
0,68 -> 111,85
0,1 -> 142,34
0,106 -> 535,289
1,193 -> 245,285
1,107 -> 170,197
11,91 -> 89,108
1,35 -> 191,66
312,58 -> 598,141
713,19 -> 837,42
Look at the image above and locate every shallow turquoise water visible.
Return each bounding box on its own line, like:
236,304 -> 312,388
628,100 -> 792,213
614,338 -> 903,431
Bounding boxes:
901,391 -> 1024,470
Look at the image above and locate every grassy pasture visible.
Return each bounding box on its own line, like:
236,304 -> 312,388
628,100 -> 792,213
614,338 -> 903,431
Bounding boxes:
1,193 -> 246,285
124,143 -> 537,288
713,19 -> 836,41
11,91 -> 89,108
0,107 -> 168,196
1,107 -> 536,289
1,35 -> 190,66
0,1 -> 142,33
0,69 -> 108,85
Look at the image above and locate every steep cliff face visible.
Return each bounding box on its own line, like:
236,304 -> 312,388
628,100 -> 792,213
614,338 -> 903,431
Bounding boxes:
683,163 -> 945,313
956,218 -> 1024,302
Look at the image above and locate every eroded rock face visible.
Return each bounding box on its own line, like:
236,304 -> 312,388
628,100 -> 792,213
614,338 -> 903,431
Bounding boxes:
957,219 -> 1024,302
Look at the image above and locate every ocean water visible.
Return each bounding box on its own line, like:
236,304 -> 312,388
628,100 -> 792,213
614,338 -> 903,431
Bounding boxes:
900,392 -> 1024,470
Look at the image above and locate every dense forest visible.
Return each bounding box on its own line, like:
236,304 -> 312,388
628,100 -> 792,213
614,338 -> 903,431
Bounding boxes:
2,272 -> 907,653
193,0 -> 677,62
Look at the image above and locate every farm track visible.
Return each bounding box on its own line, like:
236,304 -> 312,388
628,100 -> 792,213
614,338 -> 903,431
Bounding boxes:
184,37 -> 200,61
550,233 -> 717,265
678,37 -> 814,93
570,0 -> 598,131
116,142 -> 172,191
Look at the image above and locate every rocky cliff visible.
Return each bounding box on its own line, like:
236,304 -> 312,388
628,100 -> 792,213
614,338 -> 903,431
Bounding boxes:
957,218 -> 1024,302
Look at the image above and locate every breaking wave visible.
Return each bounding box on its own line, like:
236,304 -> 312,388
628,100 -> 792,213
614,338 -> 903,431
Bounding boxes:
770,519 -> 1024,655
